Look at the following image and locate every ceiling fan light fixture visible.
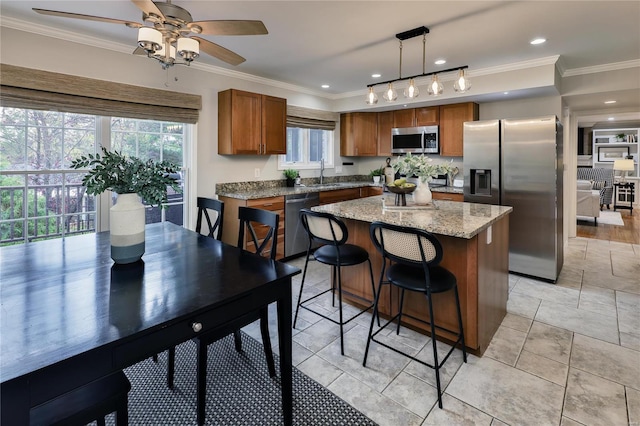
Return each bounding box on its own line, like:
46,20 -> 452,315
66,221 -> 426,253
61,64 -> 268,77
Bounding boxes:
177,37 -> 199,62
383,83 -> 398,102
403,78 -> 419,99
427,74 -> 443,96
153,42 -> 176,65
453,69 -> 471,93
365,87 -> 379,105
138,27 -> 162,52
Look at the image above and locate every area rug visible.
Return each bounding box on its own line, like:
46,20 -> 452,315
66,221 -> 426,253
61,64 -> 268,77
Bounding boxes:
107,332 -> 377,425
578,210 -> 625,226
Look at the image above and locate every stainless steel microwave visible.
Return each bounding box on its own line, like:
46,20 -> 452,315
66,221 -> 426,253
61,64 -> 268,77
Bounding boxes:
391,126 -> 439,154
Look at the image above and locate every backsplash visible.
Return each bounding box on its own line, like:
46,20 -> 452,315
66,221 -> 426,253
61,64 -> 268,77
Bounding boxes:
216,175 -> 370,193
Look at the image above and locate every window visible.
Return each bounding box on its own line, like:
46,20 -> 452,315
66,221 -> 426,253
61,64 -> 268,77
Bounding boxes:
0,107 -> 190,246
279,127 -> 334,170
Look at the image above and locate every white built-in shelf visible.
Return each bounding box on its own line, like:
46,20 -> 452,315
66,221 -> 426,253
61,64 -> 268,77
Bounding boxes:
592,128 -> 639,179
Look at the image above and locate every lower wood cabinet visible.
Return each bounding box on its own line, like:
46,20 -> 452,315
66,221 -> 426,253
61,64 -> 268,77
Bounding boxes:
431,192 -> 463,202
218,195 -> 285,260
319,188 -> 362,205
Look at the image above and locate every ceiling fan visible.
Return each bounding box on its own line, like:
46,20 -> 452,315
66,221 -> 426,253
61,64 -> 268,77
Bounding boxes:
33,0 -> 268,68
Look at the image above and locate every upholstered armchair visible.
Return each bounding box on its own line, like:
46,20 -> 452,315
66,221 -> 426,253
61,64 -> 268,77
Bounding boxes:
576,180 -> 600,225
576,168 -> 614,210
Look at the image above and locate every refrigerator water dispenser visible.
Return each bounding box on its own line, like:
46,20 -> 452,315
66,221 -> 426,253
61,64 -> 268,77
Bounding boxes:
470,169 -> 492,196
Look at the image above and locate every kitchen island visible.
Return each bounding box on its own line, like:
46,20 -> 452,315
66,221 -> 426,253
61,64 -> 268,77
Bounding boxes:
312,195 -> 512,355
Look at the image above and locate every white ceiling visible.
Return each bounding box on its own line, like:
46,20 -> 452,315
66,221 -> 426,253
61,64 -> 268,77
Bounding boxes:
1,1 -> 639,125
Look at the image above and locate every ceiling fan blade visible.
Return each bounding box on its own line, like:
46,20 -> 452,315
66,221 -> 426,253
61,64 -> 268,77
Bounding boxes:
191,37 -> 246,66
130,0 -> 165,20
189,20 -> 268,36
133,47 -> 147,55
33,8 -> 142,28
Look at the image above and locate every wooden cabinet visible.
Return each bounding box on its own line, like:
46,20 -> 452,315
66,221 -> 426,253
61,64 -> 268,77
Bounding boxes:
319,188 -> 362,204
431,192 -> 463,202
340,112 -> 378,156
218,89 -> 286,155
439,102 -> 479,157
364,186 -> 384,196
218,195 -> 286,260
377,111 -> 394,156
393,107 -> 439,128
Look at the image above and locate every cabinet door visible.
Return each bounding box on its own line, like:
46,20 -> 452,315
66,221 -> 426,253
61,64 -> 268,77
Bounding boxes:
415,107 -> 439,126
431,192 -> 463,202
439,102 -> 479,157
319,188 -> 361,204
262,95 -> 286,155
340,113 -> 377,156
393,109 -> 415,128
377,111 -> 394,156
231,90 -> 262,154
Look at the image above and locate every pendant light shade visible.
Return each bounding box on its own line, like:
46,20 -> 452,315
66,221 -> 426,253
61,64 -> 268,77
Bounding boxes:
453,69 -> 471,93
383,83 -> 398,102
138,27 -> 162,53
177,37 -> 200,62
427,74 -> 443,96
365,87 -> 379,105
403,78 -> 420,99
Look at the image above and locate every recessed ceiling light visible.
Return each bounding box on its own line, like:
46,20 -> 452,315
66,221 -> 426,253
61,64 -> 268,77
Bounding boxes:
604,100 -> 617,104
321,84 -> 330,89
434,59 -> 446,65
530,38 -> 546,45
371,73 -> 381,78
608,117 -> 615,121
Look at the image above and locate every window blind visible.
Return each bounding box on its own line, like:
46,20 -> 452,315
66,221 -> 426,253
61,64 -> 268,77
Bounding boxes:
286,105 -> 337,130
0,64 -> 202,124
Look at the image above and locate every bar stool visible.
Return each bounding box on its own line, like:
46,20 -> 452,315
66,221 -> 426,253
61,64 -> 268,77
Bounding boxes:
294,209 -> 376,355
29,371 -> 131,426
364,221 -> 467,409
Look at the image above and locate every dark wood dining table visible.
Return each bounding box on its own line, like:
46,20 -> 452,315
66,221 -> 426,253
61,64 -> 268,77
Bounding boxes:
0,222 -> 300,425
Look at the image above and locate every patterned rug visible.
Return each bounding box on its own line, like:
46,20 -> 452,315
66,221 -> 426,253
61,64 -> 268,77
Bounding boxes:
107,332 -> 377,425
578,210 -> 625,226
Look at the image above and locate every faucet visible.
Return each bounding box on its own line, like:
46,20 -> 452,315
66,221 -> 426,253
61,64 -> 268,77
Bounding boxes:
320,159 -> 325,184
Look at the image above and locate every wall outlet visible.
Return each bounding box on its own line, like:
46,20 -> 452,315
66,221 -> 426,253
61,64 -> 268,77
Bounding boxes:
254,168 -> 260,178
335,166 -> 343,174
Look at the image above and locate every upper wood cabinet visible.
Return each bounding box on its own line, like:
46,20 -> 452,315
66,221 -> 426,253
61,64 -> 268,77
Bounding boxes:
392,107 -> 439,128
377,111 -> 394,157
340,112 -> 377,156
439,102 -> 479,157
218,89 -> 286,155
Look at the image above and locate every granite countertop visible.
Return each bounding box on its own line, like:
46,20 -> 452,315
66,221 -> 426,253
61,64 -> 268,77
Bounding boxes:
312,195 -> 512,239
216,180 -> 463,200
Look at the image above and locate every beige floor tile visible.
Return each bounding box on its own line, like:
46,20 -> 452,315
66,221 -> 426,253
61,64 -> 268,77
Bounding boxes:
612,253 -> 640,280
490,419 -> 509,426
628,387 -> 640,426
515,350 -> 568,386
422,394 -> 493,425
382,371 -> 437,418
522,321 -> 573,364
535,300 -> 619,344
580,285 -> 616,306
570,333 -> 640,390
560,416 -> 585,426
403,339 -> 466,390
511,277 -> 580,306
291,340 -> 313,366
328,373 -> 423,426
620,331 -> 640,352
446,356 -> 564,426
296,354 -> 343,387
483,326 -> 527,366
500,313 -> 533,333
506,292 -> 541,319
563,368 -> 627,426
583,270 -> 640,294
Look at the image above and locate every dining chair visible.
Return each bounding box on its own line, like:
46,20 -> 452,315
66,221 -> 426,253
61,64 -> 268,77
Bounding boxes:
293,209 -> 376,356
29,371 -> 131,426
161,197 -> 225,389
364,221 -> 467,409
193,206 -> 279,425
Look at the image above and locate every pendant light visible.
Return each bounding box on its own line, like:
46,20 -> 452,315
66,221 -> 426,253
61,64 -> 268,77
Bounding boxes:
383,83 -> 398,102
427,74 -> 443,96
453,69 -> 471,93
404,78 -> 420,99
365,87 -> 379,105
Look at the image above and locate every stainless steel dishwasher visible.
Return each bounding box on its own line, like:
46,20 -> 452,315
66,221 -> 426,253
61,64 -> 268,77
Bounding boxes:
285,192 -> 320,257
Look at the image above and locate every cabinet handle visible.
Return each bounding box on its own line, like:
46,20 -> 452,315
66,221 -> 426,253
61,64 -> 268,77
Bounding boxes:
192,322 -> 203,332
263,203 -> 273,207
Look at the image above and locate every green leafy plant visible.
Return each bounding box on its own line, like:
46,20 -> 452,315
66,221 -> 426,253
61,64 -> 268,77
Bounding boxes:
393,153 -> 441,182
616,133 -> 626,141
283,169 -> 299,180
369,167 -> 385,177
70,147 -> 181,208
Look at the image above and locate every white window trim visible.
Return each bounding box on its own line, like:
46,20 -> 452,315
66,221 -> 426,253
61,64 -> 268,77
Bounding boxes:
277,128 -> 334,170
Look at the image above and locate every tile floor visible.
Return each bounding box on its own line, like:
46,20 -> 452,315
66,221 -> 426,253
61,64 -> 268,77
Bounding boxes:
243,238 -> 640,426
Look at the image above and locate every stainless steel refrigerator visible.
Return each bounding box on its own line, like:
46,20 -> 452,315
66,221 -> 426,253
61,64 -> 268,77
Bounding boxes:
463,116 -> 563,282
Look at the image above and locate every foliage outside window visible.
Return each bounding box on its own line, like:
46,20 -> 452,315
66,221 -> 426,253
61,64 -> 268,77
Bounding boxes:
278,127 -> 334,170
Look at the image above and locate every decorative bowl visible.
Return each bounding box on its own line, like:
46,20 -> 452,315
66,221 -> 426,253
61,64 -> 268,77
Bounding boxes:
385,184 -> 416,194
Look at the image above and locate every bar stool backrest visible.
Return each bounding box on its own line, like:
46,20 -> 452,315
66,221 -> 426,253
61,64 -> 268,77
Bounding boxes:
195,197 -> 224,240
300,209 -> 348,246
370,221 -> 443,267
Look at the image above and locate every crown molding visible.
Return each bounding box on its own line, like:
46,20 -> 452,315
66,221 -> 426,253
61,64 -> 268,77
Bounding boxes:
1,16 -> 334,99
562,59 -> 640,77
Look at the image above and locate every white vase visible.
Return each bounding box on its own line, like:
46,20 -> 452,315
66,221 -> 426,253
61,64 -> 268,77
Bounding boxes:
110,193 -> 145,264
413,179 -> 433,205
373,175 -> 381,184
